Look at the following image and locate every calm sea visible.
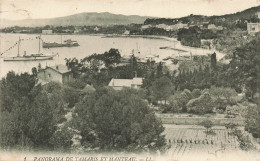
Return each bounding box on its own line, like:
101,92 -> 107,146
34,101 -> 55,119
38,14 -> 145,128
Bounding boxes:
0,33 -> 220,78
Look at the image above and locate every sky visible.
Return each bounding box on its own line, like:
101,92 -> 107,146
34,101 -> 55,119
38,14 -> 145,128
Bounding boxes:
0,0 -> 259,20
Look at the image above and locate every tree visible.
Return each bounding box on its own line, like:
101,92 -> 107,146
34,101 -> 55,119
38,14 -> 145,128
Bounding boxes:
168,95 -> 182,113
103,48 -> 121,67
231,35 -> 260,100
210,52 -> 217,69
32,67 -> 37,76
73,88 -> 166,152
0,74 -> 66,150
0,71 -> 35,112
150,76 -> 173,104
225,123 -> 237,135
187,92 -> 214,114
173,89 -> 194,112
245,104 -> 260,138
200,120 -> 214,134
209,86 -> 237,105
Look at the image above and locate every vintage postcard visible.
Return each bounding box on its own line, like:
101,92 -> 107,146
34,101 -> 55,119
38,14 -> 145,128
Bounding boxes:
0,0 -> 260,161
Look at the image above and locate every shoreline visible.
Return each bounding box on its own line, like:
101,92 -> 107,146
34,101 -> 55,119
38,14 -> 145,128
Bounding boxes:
0,32 -> 226,60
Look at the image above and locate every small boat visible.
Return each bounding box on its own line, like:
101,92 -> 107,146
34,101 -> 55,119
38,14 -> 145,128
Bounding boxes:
43,39 -> 79,48
3,36 -> 57,61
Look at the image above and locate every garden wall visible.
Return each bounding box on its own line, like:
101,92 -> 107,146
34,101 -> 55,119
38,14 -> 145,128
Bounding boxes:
156,114 -> 245,126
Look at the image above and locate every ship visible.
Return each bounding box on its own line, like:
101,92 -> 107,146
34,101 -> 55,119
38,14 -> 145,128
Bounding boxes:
43,39 -> 79,48
3,36 -> 57,61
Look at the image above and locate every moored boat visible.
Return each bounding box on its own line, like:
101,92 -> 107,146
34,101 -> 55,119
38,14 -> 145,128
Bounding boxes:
3,36 -> 57,61
43,39 -> 79,48
4,55 -> 54,61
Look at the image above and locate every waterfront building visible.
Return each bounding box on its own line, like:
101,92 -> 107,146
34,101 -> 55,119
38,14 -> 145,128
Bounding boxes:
37,64 -> 73,84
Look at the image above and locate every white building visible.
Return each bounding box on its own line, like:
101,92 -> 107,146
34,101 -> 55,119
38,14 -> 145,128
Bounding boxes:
257,12 -> 260,19
175,23 -> 188,29
42,30 -> 53,34
37,64 -> 73,85
247,23 -> 260,34
141,24 -> 152,30
108,78 -> 143,90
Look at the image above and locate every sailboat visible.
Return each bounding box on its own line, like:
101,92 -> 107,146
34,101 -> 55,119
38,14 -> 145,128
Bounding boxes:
3,36 -> 57,61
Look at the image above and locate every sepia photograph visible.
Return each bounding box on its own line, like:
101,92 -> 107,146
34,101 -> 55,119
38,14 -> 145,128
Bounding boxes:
0,0 -> 260,161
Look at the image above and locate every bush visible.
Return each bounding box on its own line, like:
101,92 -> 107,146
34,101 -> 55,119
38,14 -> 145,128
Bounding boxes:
168,95 -> 182,113
174,89 -> 194,112
226,103 -> 248,117
187,92 -> 214,115
214,97 -> 228,111
191,89 -> 201,98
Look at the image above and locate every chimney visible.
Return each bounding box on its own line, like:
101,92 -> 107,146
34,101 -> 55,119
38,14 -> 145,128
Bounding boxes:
56,65 -> 59,70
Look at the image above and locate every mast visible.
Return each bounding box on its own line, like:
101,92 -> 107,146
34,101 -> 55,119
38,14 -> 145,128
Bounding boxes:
38,35 -> 41,54
17,37 -> 21,57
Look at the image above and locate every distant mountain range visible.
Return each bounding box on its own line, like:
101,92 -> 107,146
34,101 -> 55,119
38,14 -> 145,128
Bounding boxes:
1,6 -> 260,28
1,12 -> 154,28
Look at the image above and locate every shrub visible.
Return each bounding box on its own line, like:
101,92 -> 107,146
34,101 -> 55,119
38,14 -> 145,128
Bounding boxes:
226,103 -> 248,117
187,92 -> 214,115
168,95 -> 182,113
191,89 -> 201,98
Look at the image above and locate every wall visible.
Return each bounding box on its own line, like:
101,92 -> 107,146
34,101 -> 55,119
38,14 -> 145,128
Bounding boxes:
37,68 -> 63,83
62,72 -> 73,83
156,114 -> 245,126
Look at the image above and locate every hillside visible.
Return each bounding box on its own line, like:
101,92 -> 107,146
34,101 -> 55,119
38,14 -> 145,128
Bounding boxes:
144,5 -> 260,25
1,12 -> 154,28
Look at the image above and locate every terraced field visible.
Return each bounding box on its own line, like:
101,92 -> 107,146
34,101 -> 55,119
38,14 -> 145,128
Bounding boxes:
163,125 -> 244,160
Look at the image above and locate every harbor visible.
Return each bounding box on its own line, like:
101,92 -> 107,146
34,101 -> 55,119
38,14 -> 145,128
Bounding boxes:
0,33 -> 224,78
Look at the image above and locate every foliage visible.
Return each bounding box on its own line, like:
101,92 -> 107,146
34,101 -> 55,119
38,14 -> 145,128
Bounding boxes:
50,122 -> 74,152
191,89 -> 201,98
208,86 -> 238,111
200,120 -> 214,134
230,35 -> 260,100
73,88 -> 166,152
187,92 -> 214,114
150,76 -> 173,104
177,26 -> 201,47
224,123 -> 238,135
245,104 -> 260,138
233,129 -> 255,151
0,73 -> 66,150
168,95 -> 182,113
0,71 -> 36,112
226,103 -> 248,117
83,48 -> 121,68
62,86 -> 80,108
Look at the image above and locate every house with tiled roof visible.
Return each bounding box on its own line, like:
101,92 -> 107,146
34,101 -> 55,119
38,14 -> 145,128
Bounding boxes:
37,64 -> 73,84
108,77 -> 143,90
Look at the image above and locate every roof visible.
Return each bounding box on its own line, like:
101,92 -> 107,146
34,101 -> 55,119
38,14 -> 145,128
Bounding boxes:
108,78 -> 143,87
48,64 -> 71,74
